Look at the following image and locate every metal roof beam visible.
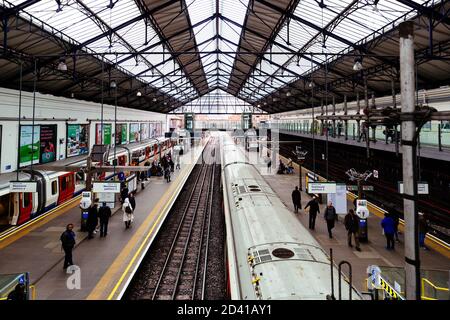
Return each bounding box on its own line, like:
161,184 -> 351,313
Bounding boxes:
395,0 -> 450,25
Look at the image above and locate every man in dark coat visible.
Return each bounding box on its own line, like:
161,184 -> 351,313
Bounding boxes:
128,192 -> 136,212
7,283 -> 27,300
344,209 -> 361,251
60,223 -> 76,269
98,202 -> 112,238
291,186 -> 301,213
304,196 -> 320,230
87,200 -> 99,239
324,201 -> 337,238
418,213 -> 429,250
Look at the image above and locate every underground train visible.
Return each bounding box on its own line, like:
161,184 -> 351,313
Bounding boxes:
0,137 -> 175,229
220,134 -> 362,300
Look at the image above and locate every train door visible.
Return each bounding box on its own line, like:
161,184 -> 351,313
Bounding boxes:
0,193 -> 13,228
16,192 -> 33,225
154,144 -> 159,160
58,173 -> 75,205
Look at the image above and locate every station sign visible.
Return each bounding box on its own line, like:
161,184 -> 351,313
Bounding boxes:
398,182 -> 429,194
346,185 -> 358,191
9,181 -> 37,193
92,182 -> 121,193
308,182 -> 336,194
362,185 -> 374,191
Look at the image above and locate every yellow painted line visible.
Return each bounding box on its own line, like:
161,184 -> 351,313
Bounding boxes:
275,150 -> 450,258
0,195 -> 81,249
87,146 -> 205,300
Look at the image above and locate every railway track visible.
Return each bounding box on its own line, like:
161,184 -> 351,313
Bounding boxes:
123,138 -> 225,300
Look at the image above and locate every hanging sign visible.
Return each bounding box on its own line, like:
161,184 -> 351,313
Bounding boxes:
92,182 -> 121,193
308,182 -> 336,194
398,182 -> 429,194
10,181 -> 37,193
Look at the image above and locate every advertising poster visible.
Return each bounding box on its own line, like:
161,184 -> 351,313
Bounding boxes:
140,123 -> 149,141
67,124 -> 89,157
115,123 -> 128,145
129,123 -> 140,143
96,123 -> 112,145
40,125 -> 57,164
122,124 -> 127,143
19,125 -> 40,167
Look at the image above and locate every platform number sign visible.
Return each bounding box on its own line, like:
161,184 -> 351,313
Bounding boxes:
373,170 -> 378,178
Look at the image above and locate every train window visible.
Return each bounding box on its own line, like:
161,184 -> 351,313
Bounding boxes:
442,121 -> 450,131
51,181 -> 57,195
61,176 -> 67,191
76,171 -> 84,185
22,193 -> 30,208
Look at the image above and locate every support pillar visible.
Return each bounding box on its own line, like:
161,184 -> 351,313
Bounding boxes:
399,21 -> 420,300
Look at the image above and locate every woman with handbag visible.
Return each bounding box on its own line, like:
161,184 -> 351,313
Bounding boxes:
122,198 -> 134,229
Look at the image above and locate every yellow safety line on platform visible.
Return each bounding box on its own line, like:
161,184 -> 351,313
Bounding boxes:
274,151 -> 450,259
87,161 -> 193,300
0,195 -> 81,249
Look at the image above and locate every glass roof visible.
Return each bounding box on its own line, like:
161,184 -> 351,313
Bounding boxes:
239,0 -> 431,102
171,88 -> 265,114
186,0 -> 249,87
5,0 -> 195,101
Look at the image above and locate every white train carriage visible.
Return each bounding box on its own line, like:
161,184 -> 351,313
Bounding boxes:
221,134 -> 362,300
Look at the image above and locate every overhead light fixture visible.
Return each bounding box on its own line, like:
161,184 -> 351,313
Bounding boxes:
70,92 -> 74,98
164,102 -> 167,105
57,58 -> 67,71
136,91 -> 142,97
153,97 -> 157,102
110,80 -> 117,88
263,102 -> 267,105
353,58 -> 363,71
257,104 -> 261,108
308,81 -> 315,88
286,91 -> 292,97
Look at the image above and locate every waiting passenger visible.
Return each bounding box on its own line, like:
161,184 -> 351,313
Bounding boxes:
128,192 -> 136,212
122,198 -> 134,229
98,202 -> 112,238
381,213 -> 395,250
323,201 -> 337,239
286,158 -> 294,174
304,196 -> 320,230
60,223 -> 76,269
87,199 -> 99,239
344,209 -> 361,251
418,213 -> 429,250
291,186 -> 301,213
7,283 -> 27,300
277,160 -> 286,174
165,167 -> 171,183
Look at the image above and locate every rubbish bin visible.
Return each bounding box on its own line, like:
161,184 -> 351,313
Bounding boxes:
80,209 -> 89,232
359,218 -> 368,242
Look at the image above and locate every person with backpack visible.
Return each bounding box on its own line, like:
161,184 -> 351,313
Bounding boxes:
122,198 -> 134,229
7,283 -> 27,300
98,202 -> 112,238
60,223 -> 76,269
323,201 -> 337,238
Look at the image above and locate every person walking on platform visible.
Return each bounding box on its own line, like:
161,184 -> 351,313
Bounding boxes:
60,223 -> 76,269
323,201 -> 337,238
176,156 -> 181,170
291,186 -> 301,213
87,199 -> 99,239
381,213 -> 395,250
122,198 -> 134,229
304,196 -> 320,230
129,192 -> 136,212
165,166 -> 171,183
390,210 -> 400,242
98,202 -> 112,238
120,184 -> 129,204
418,213 -> 429,250
266,158 -> 272,174
344,209 -> 361,251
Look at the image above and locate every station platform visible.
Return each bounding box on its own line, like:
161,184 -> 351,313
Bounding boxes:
0,140 -> 207,300
252,147 -> 450,296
